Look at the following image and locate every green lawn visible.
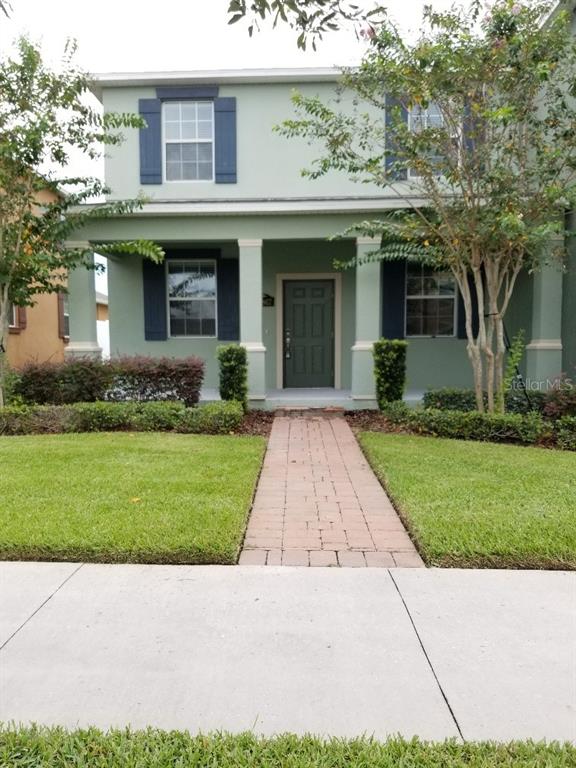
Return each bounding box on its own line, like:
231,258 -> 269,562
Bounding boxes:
0,728 -> 573,767
0,433 -> 265,564
359,432 -> 576,569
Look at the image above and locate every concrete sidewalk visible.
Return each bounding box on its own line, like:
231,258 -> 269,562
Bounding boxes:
0,563 -> 574,743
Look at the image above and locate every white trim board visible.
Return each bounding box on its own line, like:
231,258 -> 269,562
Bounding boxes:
275,272 -> 342,391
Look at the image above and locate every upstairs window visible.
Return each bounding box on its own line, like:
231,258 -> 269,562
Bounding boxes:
405,263 -> 456,337
163,102 -> 214,182
167,260 -> 217,337
408,102 -> 444,178
8,304 -> 17,328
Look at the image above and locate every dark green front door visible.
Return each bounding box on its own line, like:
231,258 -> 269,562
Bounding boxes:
283,280 -> 334,388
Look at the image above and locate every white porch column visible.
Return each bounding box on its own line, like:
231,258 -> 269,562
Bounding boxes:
351,236 -> 381,404
238,239 -> 266,402
525,256 -> 564,389
65,248 -> 101,359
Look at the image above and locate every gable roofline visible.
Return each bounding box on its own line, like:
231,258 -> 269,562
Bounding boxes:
89,67 -> 344,101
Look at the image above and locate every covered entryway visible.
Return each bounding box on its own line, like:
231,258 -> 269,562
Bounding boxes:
283,279 -> 335,388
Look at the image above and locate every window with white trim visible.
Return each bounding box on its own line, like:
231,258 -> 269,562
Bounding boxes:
408,102 -> 444,178
405,263 -> 456,337
8,304 -> 17,328
167,260 -> 217,337
163,101 -> 214,181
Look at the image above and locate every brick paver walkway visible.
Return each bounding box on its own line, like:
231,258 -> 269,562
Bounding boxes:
239,413 -> 424,567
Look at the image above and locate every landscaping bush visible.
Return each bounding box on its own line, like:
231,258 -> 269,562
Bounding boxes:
14,356 -> 204,407
373,339 -> 407,409
423,388 -> 480,412
130,401 -> 186,431
0,401 -> 242,436
175,401 -> 244,434
0,405 -> 77,435
555,416 -> 576,451
15,358 -> 113,404
70,402 -> 141,432
381,404 -> 546,445
107,356 -> 204,406
423,387 -> 547,415
505,388 -> 547,415
543,378 -> 576,420
217,344 -> 248,411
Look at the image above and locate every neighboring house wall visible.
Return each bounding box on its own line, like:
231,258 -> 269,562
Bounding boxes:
7,292 -> 67,368
6,187 -> 69,368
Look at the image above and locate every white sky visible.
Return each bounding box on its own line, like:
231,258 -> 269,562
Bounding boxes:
0,0 -> 456,293
0,0 -> 457,72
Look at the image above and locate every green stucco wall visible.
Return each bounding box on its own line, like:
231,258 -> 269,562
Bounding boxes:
562,210 -> 576,377
102,82 -> 384,203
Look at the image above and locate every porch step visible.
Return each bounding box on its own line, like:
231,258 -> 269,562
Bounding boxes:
275,406 -> 345,416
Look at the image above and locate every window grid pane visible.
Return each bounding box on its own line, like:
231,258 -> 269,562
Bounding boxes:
406,264 -> 456,337
168,261 -> 217,337
163,101 -> 214,182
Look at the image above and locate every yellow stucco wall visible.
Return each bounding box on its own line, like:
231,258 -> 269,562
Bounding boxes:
6,187 -> 67,369
7,292 -> 67,368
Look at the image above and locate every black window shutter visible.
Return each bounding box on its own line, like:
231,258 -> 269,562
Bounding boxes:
214,97 -> 237,184
139,99 -> 162,185
217,258 -> 239,340
457,274 -> 480,340
385,95 -> 408,181
381,259 -> 406,339
142,260 -> 167,340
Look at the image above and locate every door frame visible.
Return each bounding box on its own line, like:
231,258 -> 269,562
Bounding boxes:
275,273 -> 342,390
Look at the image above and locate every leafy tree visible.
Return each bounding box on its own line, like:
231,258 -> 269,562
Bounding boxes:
0,38 -> 164,406
278,0 -> 576,412
227,0 -> 386,49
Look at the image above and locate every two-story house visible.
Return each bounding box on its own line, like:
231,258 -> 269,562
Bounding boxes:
68,67 -> 575,408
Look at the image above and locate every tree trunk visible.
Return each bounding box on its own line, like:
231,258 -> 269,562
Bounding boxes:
454,266 -> 485,412
494,315 -> 506,413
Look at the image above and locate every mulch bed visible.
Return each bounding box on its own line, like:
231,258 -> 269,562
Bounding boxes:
235,411 -> 275,436
234,409 -> 400,438
344,410 -> 403,434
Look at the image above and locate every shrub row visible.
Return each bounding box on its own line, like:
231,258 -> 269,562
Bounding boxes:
0,400 -> 244,436
422,387 -> 548,415
381,402 -> 576,450
423,382 -> 576,419
14,356 -> 205,407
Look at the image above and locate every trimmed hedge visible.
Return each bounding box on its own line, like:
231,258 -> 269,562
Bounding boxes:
217,344 -> 248,411
381,403 -> 547,445
543,380 -> 576,420
555,416 -> 576,451
15,358 -> 113,405
373,339 -> 407,409
423,387 -> 548,415
14,356 -> 205,407
107,356 -> 204,407
0,401 -> 243,436
176,401 -> 244,434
